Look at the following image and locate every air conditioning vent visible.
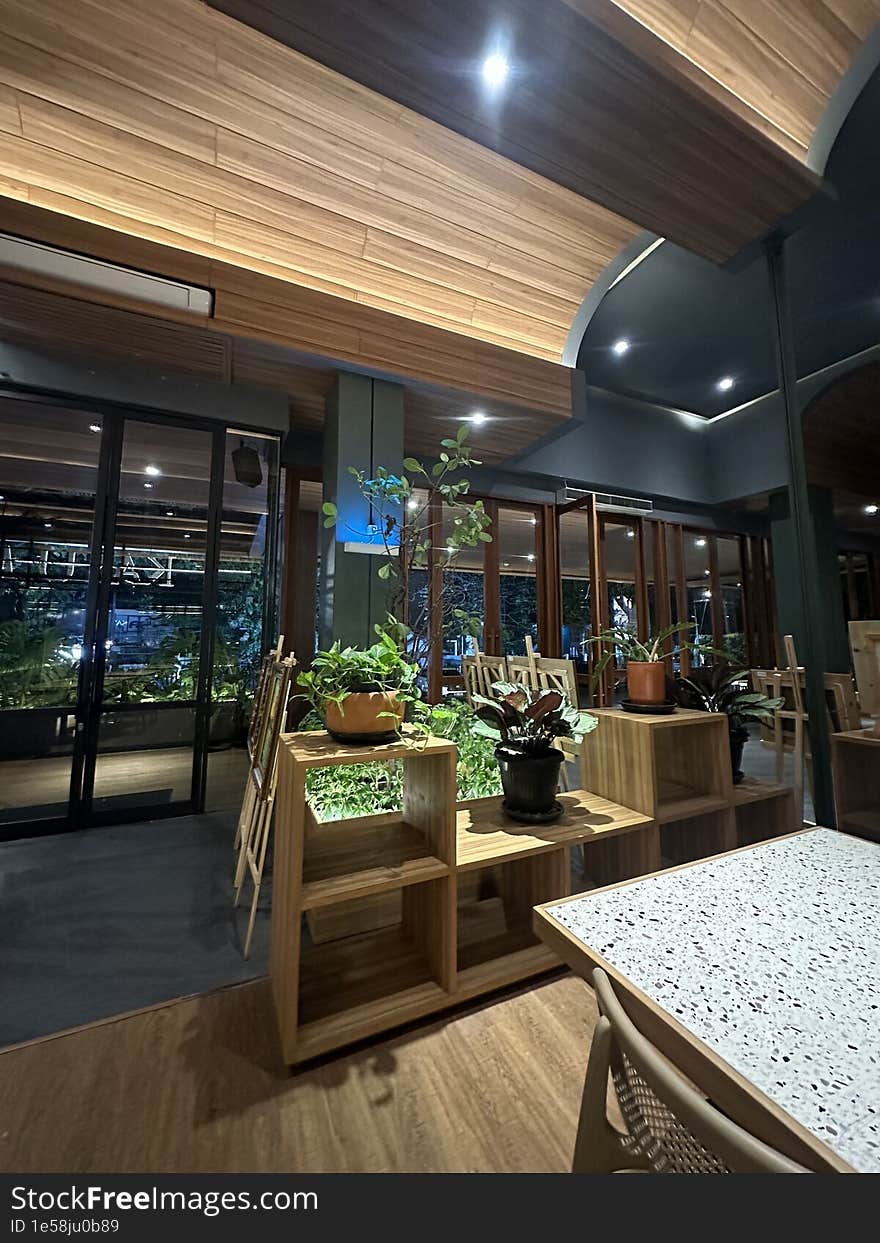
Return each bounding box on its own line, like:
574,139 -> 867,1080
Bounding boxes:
561,486 -> 653,516
0,233 -> 214,315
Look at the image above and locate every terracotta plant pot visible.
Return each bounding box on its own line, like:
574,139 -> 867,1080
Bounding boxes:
626,660 -> 667,705
324,690 -> 404,744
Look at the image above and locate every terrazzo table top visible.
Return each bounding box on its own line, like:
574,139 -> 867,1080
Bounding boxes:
539,829 -> 880,1172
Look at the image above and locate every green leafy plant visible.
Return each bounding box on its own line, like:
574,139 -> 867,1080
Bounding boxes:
473,681 -> 598,757
320,426 -> 492,667
588,622 -> 719,683
670,664 -> 783,732
301,698 -> 501,820
0,621 -> 76,708
296,633 -> 421,715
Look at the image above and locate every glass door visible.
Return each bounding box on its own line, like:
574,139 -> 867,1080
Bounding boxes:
0,396 -> 104,831
81,416 -> 221,823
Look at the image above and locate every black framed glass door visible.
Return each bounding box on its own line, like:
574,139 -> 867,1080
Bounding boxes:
79,414 -> 222,824
0,391 -> 280,838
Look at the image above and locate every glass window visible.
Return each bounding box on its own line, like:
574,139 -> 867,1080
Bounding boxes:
498,507 -> 537,656
717,535 -> 746,666
683,531 -> 713,666
559,508 -> 591,674
441,498 -> 484,680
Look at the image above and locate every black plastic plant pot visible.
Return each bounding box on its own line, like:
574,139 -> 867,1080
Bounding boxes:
729,725 -> 749,785
495,746 -> 564,823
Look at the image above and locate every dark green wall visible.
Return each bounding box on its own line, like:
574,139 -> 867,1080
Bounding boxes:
769,486 -> 851,673
319,371 -> 404,649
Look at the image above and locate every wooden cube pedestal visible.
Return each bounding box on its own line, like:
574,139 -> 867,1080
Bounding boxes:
270,731 -> 656,1064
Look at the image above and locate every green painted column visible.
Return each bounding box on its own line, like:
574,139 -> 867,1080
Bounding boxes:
319,371 -> 404,649
769,486 -> 850,674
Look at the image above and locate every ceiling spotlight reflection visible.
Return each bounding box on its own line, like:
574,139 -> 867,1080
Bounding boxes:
468,411 -> 488,426
407,499 -> 418,511
144,464 -> 161,477
89,423 -> 101,434
864,504 -> 878,516
612,339 -> 630,356
695,537 -> 707,548
482,52 -> 509,89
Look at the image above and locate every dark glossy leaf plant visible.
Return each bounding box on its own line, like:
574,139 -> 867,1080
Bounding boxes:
472,681 -> 598,756
670,663 -> 784,731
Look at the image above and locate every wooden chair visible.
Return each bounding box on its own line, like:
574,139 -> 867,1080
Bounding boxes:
849,620 -> 880,732
461,655 -> 482,705
233,653 -> 296,958
573,969 -> 806,1174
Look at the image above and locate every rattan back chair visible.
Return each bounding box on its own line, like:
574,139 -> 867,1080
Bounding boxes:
573,969 -> 807,1174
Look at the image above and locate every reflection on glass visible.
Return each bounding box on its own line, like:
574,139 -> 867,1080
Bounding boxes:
717,535 -> 746,665
498,507 -> 537,656
559,508 -> 591,674
683,531 -> 713,667
0,397 -> 100,824
441,499 -> 484,679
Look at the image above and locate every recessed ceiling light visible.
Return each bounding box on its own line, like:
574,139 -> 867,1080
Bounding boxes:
612,338 -> 630,356
446,545 -> 455,555
695,537 -> 707,548
526,553 -> 535,562
183,533 -> 191,540
143,482 -> 153,489
702,589 -> 712,599
407,499 -> 418,511
529,516 -> 537,526
482,52 -> 509,89
468,411 -> 488,426
625,529 -> 635,539
704,568 -> 711,576
717,376 -> 735,392
89,423 -> 101,433
503,561 -> 510,567
166,510 -> 174,517
864,504 -> 878,515
44,521 -> 52,529
144,464 -> 161,477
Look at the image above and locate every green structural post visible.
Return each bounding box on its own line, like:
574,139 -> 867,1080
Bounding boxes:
766,239 -> 835,826
319,371 -> 404,649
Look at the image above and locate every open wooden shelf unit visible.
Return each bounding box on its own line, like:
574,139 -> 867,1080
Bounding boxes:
271,730 -> 657,1064
583,708 -> 798,862
832,728 -> 880,841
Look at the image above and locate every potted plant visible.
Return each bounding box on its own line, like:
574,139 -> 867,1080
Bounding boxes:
296,634 -> 420,744
589,622 -> 710,707
472,682 -> 598,822
669,664 -> 784,783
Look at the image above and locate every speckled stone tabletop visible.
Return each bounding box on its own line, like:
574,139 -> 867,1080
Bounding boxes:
547,829 -> 880,1172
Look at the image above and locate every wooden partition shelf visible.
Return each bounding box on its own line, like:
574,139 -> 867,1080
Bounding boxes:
271,729 -> 657,1064
271,716 -> 797,1064
582,708 -> 797,862
832,729 -> 880,841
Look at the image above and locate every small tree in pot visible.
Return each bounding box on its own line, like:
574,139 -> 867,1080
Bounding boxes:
473,682 -> 598,822
670,664 -> 784,783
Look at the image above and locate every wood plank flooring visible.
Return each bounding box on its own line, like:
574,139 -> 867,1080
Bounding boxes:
0,973 -> 597,1173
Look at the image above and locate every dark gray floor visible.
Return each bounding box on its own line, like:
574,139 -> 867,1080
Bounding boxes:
0,813 -> 270,1048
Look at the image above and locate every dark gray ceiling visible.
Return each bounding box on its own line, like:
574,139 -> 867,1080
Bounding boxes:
579,64 -> 880,418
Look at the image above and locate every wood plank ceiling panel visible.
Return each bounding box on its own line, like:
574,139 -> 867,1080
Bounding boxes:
0,198 -> 574,427
0,275 -> 558,464
605,0 -> 880,158
208,0 -> 820,263
0,0 -> 642,363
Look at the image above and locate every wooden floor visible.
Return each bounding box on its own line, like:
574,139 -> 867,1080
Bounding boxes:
0,973 -> 597,1173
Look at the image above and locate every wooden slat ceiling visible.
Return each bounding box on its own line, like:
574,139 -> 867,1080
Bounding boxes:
0,0 -> 645,365
604,0 -> 880,160
0,198 -> 575,428
208,0 -> 821,265
804,362 -> 880,498
0,278 -> 562,465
